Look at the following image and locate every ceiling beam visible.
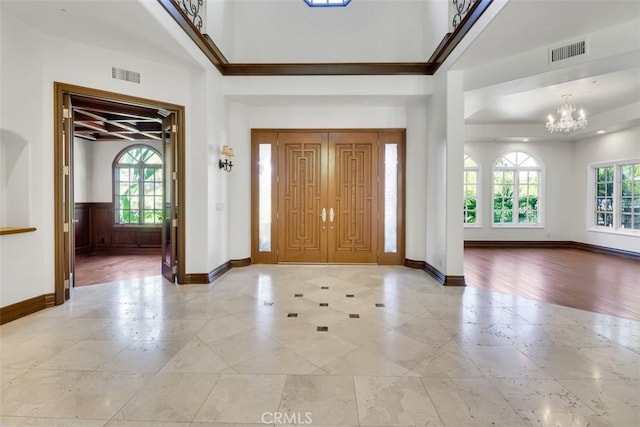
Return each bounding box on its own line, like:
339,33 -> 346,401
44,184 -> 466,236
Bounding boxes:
74,108 -> 161,140
222,62 -> 434,76
73,96 -> 162,120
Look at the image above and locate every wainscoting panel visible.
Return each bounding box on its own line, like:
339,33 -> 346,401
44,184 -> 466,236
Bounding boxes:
75,203 -> 161,254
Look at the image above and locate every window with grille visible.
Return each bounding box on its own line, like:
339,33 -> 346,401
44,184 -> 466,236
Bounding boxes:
114,145 -> 163,225
493,151 -> 542,226
620,163 -> 640,230
464,154 -> 480,225
595,166 -> 615,227
594,161 -> 640,231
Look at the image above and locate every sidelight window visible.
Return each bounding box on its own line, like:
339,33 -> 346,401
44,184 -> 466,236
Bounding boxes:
258,144 -> 273,251
384,144 -> 398,252
463,154 -> 480,226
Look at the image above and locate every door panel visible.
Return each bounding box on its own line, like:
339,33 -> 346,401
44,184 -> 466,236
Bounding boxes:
63,93 -> 75,298
162,114 -> 178,282
328,132 -> 378,263
277,132 -> 328,262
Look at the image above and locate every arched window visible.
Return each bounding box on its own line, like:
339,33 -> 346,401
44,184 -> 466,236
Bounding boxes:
464,154 -> 480,225
493,151 -> 542,225
114,145 -> 163,225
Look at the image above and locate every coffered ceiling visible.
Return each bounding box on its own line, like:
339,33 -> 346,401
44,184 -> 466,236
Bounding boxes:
71,96 -> 165,142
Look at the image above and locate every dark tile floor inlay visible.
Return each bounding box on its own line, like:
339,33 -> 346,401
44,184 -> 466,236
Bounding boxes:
317,326 -> 328,332
321,286 -> 329,290
294,294 -> 303,297
375,303 -> 385,307
346,294 -> 355,298
319,303 -> 329,307
349,314 -> 360,318
287,313 -> 298,318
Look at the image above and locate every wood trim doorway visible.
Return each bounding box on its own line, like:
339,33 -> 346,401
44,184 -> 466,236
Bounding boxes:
53,82 -> 186,305
251,129 -> 405,265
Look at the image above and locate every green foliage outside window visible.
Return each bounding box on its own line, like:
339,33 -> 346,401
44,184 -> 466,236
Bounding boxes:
493,152 -> 540,225
115,146 -> 163,225
464,198 -> 477,224
463,155 -> 479,224
620,163 -> 640,229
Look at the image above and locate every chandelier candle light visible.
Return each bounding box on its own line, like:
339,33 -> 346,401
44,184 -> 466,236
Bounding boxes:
546,94 -> 587,133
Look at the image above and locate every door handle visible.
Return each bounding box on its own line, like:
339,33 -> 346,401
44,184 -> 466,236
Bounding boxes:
320,208 -> 327,222
329,208 -> 335,223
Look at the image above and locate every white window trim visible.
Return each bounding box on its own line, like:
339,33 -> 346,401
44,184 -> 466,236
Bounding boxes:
464,153 -> 482,228
588,158 -> 640,236
491,151 -> 545,228
114,145 -> 163,226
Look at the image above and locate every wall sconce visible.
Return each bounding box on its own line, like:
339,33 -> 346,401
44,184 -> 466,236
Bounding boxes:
219,145 -> 234,172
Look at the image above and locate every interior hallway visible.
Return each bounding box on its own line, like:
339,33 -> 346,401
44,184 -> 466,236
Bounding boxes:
1,264 -> 638,426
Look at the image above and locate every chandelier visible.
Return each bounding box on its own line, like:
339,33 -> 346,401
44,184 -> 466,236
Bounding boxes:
546,94 -> 587,133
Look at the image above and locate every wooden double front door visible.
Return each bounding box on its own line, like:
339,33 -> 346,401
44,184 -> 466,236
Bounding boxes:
252,129 -> 404,265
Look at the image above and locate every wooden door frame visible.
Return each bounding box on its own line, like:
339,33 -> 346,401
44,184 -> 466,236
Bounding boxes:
251,128 -> 406,265
53,82 -> 186,305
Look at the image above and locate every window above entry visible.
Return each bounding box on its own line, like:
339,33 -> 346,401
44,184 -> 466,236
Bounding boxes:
304,0 -> 351,7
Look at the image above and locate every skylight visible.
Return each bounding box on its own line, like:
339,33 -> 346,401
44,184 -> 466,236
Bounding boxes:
304,0 -> 351,7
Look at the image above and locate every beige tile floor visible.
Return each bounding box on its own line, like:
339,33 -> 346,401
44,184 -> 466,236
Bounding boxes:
0,265 -> 638,426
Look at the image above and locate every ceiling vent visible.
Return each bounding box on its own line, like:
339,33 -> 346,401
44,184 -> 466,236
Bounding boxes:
111,67 -> 141,84
549,39 -> 588,64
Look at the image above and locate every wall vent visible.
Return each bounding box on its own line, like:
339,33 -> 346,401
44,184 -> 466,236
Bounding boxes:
111,67 -> 141,84
549,39 -> 588,64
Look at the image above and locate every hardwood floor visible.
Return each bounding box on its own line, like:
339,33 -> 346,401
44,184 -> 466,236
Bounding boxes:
464,247 -> 640,320
74,253 -> 161,286
73,249 -> 639,320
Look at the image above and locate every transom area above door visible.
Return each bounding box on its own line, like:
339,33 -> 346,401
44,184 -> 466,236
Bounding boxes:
251,129 -> 405,265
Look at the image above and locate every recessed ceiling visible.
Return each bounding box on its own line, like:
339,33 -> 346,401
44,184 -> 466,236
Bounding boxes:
456,0 -> 640,141
453,0 -> 640,70
466,68 -> 640,125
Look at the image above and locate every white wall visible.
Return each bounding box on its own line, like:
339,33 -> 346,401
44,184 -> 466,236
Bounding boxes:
0,4 -> 220,307
405,103 -> 427,260
1,10 -> 51,307
572,126 -> 640,252
227,102 -> 251,260
463,140 -> 575,241
73,138 -> 92,203
206,0 -> 235,59
423,70 -> 465,276
205,69 -> 229,272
